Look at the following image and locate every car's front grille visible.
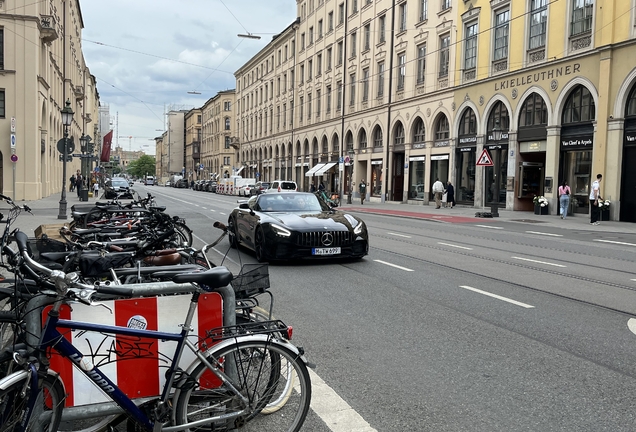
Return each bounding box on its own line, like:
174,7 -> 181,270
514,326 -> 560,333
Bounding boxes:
297,231 -> 353,247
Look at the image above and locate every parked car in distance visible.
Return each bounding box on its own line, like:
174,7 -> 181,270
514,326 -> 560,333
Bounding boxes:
252,181 -> 271,196
264,180 -> 297,193
175,179 -> 189,188
206,181 -> 217,193
228,192 -> 368,262
239,184 -> 256,196
105,177 -> 134,199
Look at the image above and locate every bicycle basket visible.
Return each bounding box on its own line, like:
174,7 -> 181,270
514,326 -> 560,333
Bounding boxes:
35,234 -> 68,254
232,264 -> 270,298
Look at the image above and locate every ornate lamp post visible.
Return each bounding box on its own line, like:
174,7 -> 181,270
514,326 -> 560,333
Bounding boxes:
490,119 -> 503,217
58,99 -> 74,219
347,148 -> 355,204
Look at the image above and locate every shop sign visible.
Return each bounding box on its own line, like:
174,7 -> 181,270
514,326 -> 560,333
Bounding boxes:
520,141 -> 547,152
561,137 -> 592,148
625,134 -> 636,142
430,154 -> 449,160
409,156 -> 426,161
487,144 -> 504,150
494,63 -> 581,91
371,160 -> 383,165
458,136 -> 477,144
459,147 -> 474,152
434,140 -> 450,147
412,143 -> 426,149
487,133 -> 509,142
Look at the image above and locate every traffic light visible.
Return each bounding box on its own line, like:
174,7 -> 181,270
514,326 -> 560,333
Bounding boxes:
88,141 -> 95,153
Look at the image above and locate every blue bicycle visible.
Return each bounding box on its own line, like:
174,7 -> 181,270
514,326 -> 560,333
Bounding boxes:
0,230 -> 311,432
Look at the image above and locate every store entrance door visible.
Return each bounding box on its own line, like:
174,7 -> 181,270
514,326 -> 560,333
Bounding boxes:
620,145 -> 636,222
392,152 -> 404,201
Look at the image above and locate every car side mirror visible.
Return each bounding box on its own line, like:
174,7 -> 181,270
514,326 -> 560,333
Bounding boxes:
239,203 -> 250,209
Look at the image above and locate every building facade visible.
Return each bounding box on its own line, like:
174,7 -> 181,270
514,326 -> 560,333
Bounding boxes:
184,108 -> 202,180
0,0 -> 99,200
201,90 -> 236,179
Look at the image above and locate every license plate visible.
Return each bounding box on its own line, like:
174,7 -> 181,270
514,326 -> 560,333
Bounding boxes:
312,247 -> 341,256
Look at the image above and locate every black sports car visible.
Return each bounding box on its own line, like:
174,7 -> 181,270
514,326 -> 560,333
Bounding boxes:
228,192 -> 368,262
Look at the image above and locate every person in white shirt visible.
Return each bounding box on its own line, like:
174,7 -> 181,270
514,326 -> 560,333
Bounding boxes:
432,178 -> 445,209
589,173 -> 602,225
93,181 -> 100,200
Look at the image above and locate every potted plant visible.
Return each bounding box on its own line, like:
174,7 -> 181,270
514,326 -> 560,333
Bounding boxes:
533,195 -> 549,215
599,199 -> 611,221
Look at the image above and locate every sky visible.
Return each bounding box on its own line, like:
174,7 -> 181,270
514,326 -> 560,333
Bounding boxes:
80,0 -> 297,155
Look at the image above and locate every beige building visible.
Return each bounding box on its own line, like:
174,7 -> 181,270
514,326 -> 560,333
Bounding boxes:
154,133 -> 167,182
201,90 -> 237,179
184,108 -> 202,180
0,0 -> 99,201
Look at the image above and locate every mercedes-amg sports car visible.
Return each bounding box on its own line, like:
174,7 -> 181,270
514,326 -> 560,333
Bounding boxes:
228,192 -> 369,262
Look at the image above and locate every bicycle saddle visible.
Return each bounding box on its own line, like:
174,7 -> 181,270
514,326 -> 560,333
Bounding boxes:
172,267 -> 233,290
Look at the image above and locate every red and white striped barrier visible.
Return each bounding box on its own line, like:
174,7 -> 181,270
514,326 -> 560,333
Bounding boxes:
47,293 -> 222,406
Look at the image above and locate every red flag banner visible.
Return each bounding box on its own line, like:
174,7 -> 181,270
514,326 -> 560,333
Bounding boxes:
100,130 -> 113,162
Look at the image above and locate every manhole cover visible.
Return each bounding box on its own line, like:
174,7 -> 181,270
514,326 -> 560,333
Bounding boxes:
511,219 -> 548,223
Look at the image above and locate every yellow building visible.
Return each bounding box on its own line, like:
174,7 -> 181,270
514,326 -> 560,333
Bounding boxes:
0,0 -> 99,201
451,0 -> 636,221
201,90 -> 237,179
184,109 -> 202,180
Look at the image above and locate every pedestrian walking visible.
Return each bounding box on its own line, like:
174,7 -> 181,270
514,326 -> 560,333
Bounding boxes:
318,182 -> 325,192
432,178 -> 444,209
190,180 -> 195,189
590,174 -> 602,225
309,183 -> 316,193
75,171 -> 83,198
69,174 -> 76,192
446,181 -> 455,208
359,179 -> 367,205
558,180 -> 571,219
93,181 -> 100,199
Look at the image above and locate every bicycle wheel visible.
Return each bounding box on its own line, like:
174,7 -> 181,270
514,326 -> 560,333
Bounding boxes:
0,371 -> 65,432
174,222 -> 193,247
174,339 -> 311,432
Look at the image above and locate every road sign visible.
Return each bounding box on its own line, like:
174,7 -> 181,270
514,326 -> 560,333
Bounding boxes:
256,172 -> 260,177
10,154 -> 18,163
56,137 -> 75,154
476,148 -> 494,166
95,166 -> 100,172
10,134 -> 16,148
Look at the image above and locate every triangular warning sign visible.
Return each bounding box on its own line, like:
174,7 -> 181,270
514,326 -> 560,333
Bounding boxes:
476,148 -> 494,166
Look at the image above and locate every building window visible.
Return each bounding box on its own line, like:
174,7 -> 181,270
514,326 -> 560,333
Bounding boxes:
308,59 -> 313,80
360,130 -> 367,149
379,15 -> 386,43
459,108 -> 477,135
419,0 -> 428,21
562,85 -> 595,124
225,137 -> 231,149
374,127 -> 383,147
435,115 -> 449,140
399,2 -> 407,32
309,27 -> 314,45
439,34 -> 450,78
370,64 -> 382,101
327,85 -> 332,112
349,73 -> 356,106
337,81 -> 343,110
317,54 -> 322,75
394,122 -> 405,145
327,47 -> 332,69
362,68 -> 369,102
519,93 -> 548,127
352,0 -> 358,13
308,93 -> 312,118
413,118 -> 426,143
529,0 -> 548,49
363,24 -> 371,51
339,2 -> 345,24
417,44 -> 426,84
0,30 -> 3,70
0,90 -> 5,118
224,101 -> 231,110
300,64 -> 305,83
300,96 -> 304,119
351,31 -> 357,57
493,10 -> 510,61
316,90 -> 321,115
318,20 -> 323,39
397,53 -> 406,90
328,11 -> 334,31
283,103 -> 287,126
441,0 -> 451,11
571,0 -> 593,36
225,117 -> 230,130
337,41 -> 344,65
464,22 -> 478,71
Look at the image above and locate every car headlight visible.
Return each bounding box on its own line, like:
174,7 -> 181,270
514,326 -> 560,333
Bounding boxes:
270,223 -> 291,237
354,221 -> 364,235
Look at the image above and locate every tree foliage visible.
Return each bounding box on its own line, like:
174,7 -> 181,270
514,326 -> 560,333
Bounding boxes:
127,155 -> 156,178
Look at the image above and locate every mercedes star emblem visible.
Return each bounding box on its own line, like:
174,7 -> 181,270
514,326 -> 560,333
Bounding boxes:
321,232 -> 334,246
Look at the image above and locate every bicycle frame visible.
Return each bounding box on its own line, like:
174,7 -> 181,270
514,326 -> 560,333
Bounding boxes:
37,293 -> 247,431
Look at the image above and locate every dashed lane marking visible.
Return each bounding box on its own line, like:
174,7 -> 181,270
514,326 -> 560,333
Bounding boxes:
525,231 -> 563,237
460,285 -> 535,309
475,224 -> 504,230
593,239 -> 636,247
511,256 -> 566,268
387,232 -> 412,238
438,242 -> 473,250
374,260 -> 414,272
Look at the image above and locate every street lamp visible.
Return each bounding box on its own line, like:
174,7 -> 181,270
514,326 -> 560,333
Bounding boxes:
58,99 -> 74,219
347,148 -> 355,204
490,119 -> 503,218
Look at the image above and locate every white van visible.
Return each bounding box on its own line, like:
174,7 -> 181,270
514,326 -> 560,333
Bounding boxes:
145,176 -> 155,186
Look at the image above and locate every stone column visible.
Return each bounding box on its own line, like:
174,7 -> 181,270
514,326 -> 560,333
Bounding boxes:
606,118 -> 624,220
545,125 -> 561,214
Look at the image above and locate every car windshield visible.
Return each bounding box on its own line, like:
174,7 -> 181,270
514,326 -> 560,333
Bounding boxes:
111,179 -> 128,187
257,193 -> 323,212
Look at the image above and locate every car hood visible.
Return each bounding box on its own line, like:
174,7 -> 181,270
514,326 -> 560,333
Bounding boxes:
264,211 -> 361,230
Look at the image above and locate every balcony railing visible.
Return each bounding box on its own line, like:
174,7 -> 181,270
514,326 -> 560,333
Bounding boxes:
39,15 -> 58,43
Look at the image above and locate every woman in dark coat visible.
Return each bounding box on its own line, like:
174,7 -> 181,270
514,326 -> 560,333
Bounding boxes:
446,181 -> 456,208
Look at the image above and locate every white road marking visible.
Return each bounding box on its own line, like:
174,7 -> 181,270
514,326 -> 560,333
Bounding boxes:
460,285 -> 535,309
594,239 -> 636,247
374,260 -> 414,272
475,225 -> 504,230
308,368 -> 377,432
511,256 -> 566,268
210,209 -> 216,212
631,279 -> 636,282
438,242 -> 473,250
194,204 -> 200,207
628,318 -> 636,336
387,232 -> 412,238
220,212 -> 226,215
525,231 -> 563,237
202,207 -> 207,210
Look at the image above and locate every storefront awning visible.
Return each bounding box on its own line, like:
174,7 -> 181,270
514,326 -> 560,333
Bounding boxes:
314,162 -> 337,176
235,166 -> 245,175
305,163 -> 326,177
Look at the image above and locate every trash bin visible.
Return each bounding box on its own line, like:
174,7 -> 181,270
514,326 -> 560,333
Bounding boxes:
80,189 -> 89,201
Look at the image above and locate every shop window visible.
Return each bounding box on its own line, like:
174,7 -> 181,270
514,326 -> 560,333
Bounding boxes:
373,126 -> 383,147
487,101 -> 510,136
435,115 -> 449,141
359,129 -> 367,149
413,118 -> 426,144
519,93 -> 548,127
458,108 -> 476,135
562,85 -> 595,124
394,121 -> 405,145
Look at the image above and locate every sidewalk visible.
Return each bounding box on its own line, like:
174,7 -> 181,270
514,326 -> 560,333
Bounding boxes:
8,192 -> 636,236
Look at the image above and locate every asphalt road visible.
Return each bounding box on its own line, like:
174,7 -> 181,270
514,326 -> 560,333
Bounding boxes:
129,185 -> 636,431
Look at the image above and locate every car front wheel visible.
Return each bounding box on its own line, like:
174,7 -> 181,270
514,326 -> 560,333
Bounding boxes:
228,218 -> 239,248
254,228 -> 267,263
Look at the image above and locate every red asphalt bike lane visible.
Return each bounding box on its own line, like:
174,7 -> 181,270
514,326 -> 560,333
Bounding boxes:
346,207 -> 494,224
